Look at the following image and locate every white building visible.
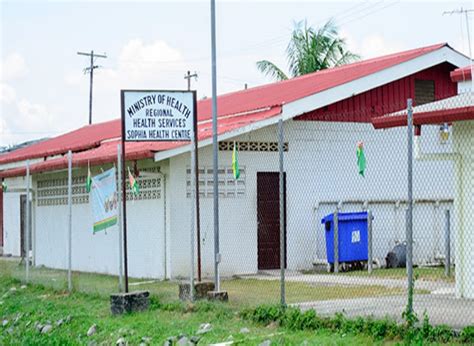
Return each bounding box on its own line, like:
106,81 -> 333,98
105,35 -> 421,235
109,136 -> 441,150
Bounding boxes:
374,64 -> 474,298
0,43 -> 470,281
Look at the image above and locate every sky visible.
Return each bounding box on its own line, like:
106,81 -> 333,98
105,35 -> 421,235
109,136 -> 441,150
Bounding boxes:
0,0 -> 472,147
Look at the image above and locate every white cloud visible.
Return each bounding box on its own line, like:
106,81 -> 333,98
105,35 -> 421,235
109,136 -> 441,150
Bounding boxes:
0,53 -> 28,81
63,39 -> 189,125
67,39 -> 186,93
0,83 -> 16,104
342,31 -> 406,60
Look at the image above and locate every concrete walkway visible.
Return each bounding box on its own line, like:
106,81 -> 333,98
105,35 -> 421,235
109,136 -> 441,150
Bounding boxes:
297,294 -> 474,329
244,270 -> 474,328
252,270 -> 453,292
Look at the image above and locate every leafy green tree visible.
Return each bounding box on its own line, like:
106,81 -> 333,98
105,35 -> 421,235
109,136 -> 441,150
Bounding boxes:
256,19 -> 359,81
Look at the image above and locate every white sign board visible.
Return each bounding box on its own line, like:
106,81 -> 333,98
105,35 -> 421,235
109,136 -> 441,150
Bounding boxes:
90,167 -> 118,233
122,90 -> 195,142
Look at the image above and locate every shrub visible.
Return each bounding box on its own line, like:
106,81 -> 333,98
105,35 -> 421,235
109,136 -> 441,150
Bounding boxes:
460,326 -> 474,343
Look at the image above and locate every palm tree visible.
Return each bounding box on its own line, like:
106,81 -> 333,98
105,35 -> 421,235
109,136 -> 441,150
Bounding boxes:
256,19 -> 359,81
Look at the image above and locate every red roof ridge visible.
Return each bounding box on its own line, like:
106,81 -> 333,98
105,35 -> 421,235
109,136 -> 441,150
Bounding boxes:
0,42 -> 454,169
199,42 -> 448,101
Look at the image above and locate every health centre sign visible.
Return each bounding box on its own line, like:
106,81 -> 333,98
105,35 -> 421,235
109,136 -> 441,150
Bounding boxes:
121,90 -> 195,141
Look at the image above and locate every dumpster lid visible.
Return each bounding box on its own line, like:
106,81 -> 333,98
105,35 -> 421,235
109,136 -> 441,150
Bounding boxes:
321,211 -> 372,224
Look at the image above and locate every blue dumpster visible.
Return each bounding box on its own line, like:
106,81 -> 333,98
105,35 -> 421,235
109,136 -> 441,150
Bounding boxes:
321,212 -> 371,264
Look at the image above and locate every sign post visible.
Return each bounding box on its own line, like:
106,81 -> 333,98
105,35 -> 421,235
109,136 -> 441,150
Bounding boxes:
121,90 -> 197,294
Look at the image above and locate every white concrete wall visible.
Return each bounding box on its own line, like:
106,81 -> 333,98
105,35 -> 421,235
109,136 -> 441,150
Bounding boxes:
453,120 -> 474,299
2,176 -> 28,256
167,120 -> 455,278
284,120 -> 455,269
34,162 -> 166,279
168,127 -> 280,279
457,80 -> 472,94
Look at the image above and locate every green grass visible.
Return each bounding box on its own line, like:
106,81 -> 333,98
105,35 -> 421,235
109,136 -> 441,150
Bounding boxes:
340,267 -> 454,283
0,259 -> 405,309
0,274 -> 382,345
302,266 -> 455,283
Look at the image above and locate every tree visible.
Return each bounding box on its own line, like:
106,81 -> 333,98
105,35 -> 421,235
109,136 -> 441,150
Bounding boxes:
256,19 -> 359,81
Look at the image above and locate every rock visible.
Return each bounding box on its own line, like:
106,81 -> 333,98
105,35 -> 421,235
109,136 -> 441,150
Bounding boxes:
41,324 -> 53,334
196,323 -> 212,335
141,336 -> 152,344
259,341 -> 271,346
20,285 -> 27,290
163,336 -> 177,346
240,327 -> 250,334
87,324 -> 97,337
177,336 -> 191,345
2,319 -> 8,327
10,287 -> 17,292
116,337 -> 127,346
56,319 -> 64,327
36,323 -> 44,332
190,335 -> 201,344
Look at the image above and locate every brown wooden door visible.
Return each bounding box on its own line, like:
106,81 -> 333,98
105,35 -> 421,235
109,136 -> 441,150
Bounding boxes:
257,172 -> 286,270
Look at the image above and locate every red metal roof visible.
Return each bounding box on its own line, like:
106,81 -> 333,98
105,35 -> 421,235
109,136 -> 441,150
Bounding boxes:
0,106 -> 282,178
0,43 -> 450,177
197,43 -> 447,120
450,65 -> 472,82
372,93 -> 474,129
372,106 -> 474,129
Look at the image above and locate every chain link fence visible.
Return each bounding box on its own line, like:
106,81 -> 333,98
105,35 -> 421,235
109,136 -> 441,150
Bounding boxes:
2,94 -> 473,327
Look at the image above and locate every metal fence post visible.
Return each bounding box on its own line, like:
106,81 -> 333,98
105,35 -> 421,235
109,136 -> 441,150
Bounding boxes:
25,160 -> 30,283
117,144 -> 124,292
444,209 -> 451,277
210,0 -> 221,293
406,98 -> 414,315
278,118 -> 285,307
190,125 -> 197,301
67,150 -> 72,292
334,209 -> 339,273
367,209 -> 373,274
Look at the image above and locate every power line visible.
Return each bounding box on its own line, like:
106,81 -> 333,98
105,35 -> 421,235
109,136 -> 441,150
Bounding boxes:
105,2 -> 388,68
443,7 -> 474,90
341,0 -> 400,27
77,50 -> 107,125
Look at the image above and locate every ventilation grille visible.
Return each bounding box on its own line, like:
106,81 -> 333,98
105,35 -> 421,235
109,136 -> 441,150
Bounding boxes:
37,167 -> 162,206
186,166 -> 246,198
219,141 -> 288,152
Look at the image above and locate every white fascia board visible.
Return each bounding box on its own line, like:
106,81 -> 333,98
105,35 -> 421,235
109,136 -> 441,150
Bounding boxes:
0,158 -> 44,172
154,46 -> 470,162
154,116 -> 281,162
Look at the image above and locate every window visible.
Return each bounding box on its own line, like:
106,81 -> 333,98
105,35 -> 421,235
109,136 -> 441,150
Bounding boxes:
414,79 -> 435,105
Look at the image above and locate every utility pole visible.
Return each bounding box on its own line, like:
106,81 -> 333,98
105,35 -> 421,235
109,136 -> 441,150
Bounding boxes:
184,70 -> 202,281
77,50 -> 107,125
184,71 -> 198,91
